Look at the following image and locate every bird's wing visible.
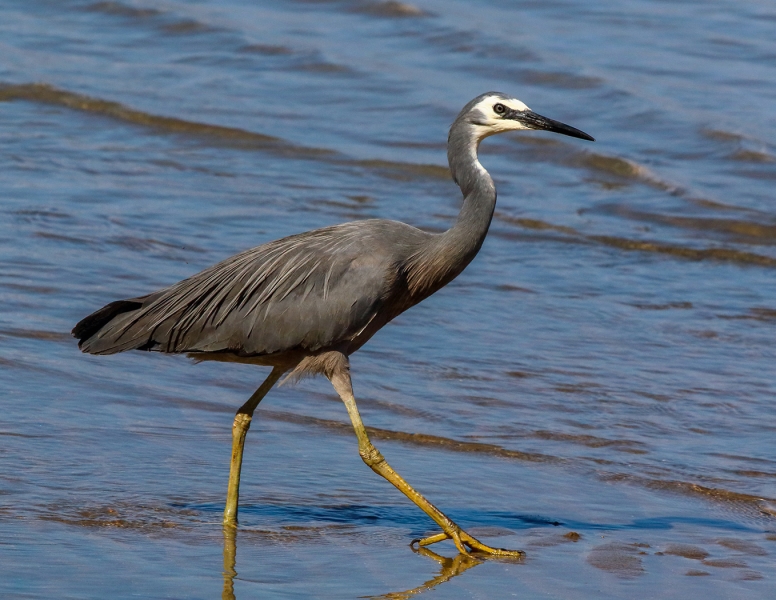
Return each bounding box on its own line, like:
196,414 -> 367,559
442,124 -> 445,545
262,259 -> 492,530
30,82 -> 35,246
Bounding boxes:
76,221 -> 400,356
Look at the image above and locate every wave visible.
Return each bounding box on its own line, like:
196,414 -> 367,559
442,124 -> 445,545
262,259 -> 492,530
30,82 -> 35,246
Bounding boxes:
494,212 -> 776,268
5,82 -> 774,268
257,409 -> 776,527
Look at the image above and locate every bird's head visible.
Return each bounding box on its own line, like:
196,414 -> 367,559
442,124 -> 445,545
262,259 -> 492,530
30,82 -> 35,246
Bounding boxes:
457,92 -> 594,142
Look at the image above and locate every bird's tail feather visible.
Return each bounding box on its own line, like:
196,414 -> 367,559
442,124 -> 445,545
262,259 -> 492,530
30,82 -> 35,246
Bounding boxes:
72,297 -> 157,354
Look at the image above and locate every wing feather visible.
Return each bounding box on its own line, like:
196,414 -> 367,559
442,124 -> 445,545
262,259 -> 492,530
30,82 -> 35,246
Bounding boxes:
76,221 -> 405,356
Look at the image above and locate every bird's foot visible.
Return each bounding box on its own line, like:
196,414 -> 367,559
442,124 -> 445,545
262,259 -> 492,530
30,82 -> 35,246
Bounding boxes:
410,529 -> 525,558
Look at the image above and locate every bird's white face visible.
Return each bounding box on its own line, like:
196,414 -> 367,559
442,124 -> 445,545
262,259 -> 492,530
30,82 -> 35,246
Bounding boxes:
462,92 -> 594,143
468,95 -> 532,137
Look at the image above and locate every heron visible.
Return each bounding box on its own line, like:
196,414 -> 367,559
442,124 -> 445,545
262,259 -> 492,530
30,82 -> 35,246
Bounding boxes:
73,92 -> 593,557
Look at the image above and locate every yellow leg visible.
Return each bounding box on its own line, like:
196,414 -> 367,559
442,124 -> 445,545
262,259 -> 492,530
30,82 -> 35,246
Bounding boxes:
223,367 -> 284,527
329,367 -> 524,558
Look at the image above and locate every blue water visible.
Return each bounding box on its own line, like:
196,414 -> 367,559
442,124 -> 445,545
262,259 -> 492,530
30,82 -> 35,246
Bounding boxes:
1,0 -> 775,597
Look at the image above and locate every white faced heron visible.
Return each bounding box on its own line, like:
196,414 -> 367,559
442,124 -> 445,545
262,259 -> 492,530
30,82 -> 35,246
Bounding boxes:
73,92 -> 594,556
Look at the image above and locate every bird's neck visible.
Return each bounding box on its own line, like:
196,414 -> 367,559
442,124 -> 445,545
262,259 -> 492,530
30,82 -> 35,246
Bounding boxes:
447,122 -> 496,246
405,122 -> 496,298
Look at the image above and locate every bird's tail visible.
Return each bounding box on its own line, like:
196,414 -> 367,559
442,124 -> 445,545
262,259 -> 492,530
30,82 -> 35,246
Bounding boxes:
72,294 -> 160,354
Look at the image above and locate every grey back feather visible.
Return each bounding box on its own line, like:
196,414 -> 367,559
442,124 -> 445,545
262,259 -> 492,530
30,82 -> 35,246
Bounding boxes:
76,93 -> 511,359
78,219 -> 428,356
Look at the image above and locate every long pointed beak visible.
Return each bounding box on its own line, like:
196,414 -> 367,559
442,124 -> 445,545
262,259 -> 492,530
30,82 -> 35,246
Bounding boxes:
511,109 -> 595,142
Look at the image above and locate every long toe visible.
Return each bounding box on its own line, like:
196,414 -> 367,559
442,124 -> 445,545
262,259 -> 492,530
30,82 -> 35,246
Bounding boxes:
459,531 -> 525,558
412,530 -> 525,558
411,532 -> 450,548
411,530 -> 469,554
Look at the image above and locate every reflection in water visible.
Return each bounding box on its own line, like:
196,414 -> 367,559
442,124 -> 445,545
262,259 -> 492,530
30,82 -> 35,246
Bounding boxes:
368,546 -> 484,600
221,526 -> 486,600
222,526 -> 237,600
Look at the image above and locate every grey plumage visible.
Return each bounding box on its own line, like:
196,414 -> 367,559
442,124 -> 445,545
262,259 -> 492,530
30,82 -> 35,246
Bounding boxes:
73,92 -> 593,552
74,92 -> 593,376
76,220 -> 419,357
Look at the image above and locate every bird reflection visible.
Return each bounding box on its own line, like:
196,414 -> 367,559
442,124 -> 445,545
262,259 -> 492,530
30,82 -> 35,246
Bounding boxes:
368,545 -> 483,600
221,526 -> 520,600
223,526 -> 498,600
222,526 -> 238,600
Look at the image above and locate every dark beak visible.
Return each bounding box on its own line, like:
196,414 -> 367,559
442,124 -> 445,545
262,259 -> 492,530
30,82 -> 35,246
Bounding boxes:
510,109 -> 595,142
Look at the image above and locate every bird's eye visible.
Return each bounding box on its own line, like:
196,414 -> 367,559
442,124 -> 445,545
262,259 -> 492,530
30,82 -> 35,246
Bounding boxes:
493,103 -> 506,115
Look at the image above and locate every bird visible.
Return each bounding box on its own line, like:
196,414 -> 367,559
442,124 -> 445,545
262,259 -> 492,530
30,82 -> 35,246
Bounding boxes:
73,92 -> 593,557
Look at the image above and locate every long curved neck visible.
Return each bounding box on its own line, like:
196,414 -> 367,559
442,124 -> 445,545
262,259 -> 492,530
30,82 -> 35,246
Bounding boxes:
447,120 -> 496,247
405,120 -> 496,297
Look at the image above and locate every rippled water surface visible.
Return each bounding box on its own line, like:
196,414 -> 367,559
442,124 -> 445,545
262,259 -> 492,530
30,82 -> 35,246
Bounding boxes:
2,0 -> 776,597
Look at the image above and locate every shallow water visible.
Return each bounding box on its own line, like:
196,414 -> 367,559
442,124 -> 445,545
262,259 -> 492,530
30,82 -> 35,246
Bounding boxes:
1,0 -> 775,597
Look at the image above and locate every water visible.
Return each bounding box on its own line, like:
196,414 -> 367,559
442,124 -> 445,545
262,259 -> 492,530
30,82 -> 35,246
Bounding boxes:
1,0 -> 775,597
